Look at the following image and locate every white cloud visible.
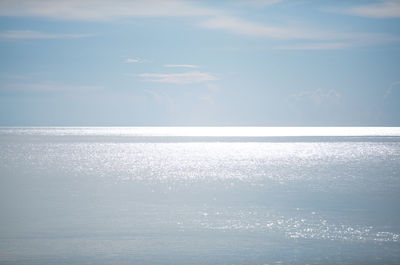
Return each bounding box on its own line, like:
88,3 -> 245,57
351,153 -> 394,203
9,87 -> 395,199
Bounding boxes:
124,58 -> 142,63
292,88 -> 341,105
0,0 -> 217,21
0,30 -> 92,39
164,64 -> 198,68
136,71 -> 217,84
343,0 -> 400,18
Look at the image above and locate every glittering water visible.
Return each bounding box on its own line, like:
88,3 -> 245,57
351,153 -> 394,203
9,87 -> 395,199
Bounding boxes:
0,127 -> 400,264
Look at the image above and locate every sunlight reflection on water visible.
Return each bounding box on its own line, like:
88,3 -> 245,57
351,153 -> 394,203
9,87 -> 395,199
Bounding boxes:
1,127 -> 400,264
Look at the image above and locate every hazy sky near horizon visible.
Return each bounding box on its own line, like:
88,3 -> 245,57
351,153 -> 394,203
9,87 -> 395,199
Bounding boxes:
0,0 -> 399,126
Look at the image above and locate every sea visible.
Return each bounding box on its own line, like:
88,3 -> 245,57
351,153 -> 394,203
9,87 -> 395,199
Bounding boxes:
0,127 -> 400,265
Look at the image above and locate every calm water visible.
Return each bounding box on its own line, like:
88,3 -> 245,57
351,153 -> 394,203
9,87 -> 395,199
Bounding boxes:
1,127 -> 400,264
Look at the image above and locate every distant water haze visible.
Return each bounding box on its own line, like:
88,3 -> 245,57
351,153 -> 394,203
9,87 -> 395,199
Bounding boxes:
0,127 -> 400,264
2,126 -> 400,136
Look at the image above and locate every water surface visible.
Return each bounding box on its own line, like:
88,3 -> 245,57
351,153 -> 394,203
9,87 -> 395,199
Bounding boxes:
1,127 -> 400,264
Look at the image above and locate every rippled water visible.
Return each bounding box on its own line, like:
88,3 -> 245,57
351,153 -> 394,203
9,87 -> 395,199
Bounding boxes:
1,127 -> 400,264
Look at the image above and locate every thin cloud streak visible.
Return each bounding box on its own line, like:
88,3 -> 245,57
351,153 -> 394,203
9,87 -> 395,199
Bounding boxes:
344,0 -> 400,18
124,58 -> 142,63
136,71 -> 217,84
275,42 -> 351,50
164,64 -> 198,68
0,81 -> 100,92
0,30 -> 93,39
201,15 -> 400,47
201,16 -> 316,40
201,16 -> 352,41
0,73 -> 40,80
0,0 -> 217,21
0,0 -> 398,49
235,0 -> 283,8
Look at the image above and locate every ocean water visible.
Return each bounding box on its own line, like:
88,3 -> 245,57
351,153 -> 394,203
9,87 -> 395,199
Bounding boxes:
0,127 -> 400,265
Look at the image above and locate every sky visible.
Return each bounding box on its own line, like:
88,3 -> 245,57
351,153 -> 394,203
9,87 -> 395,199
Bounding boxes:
0,0 -> 399,126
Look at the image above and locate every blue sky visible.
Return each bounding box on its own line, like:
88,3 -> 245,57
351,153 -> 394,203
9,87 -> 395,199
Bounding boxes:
0,0 -> 399,126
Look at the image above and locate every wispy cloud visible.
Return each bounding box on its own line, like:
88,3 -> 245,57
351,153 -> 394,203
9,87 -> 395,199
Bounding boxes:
164,64 -> 198,68
275,42 -> 351,50
136,71 -> 217,84
0,81 -> 100,92
0,0 -> 217,21
235,0 -> 283,8
0,72 -> 40,80
342,0 -> 400,18
0,0 -> 398,50
201,16 -> 349,41
0,30 -> 93,39
384,81 -> 400,98
201,15 -> 400,48
124,58 -> 143,63
144,89 -> 177,113
292,88 -> 341,105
